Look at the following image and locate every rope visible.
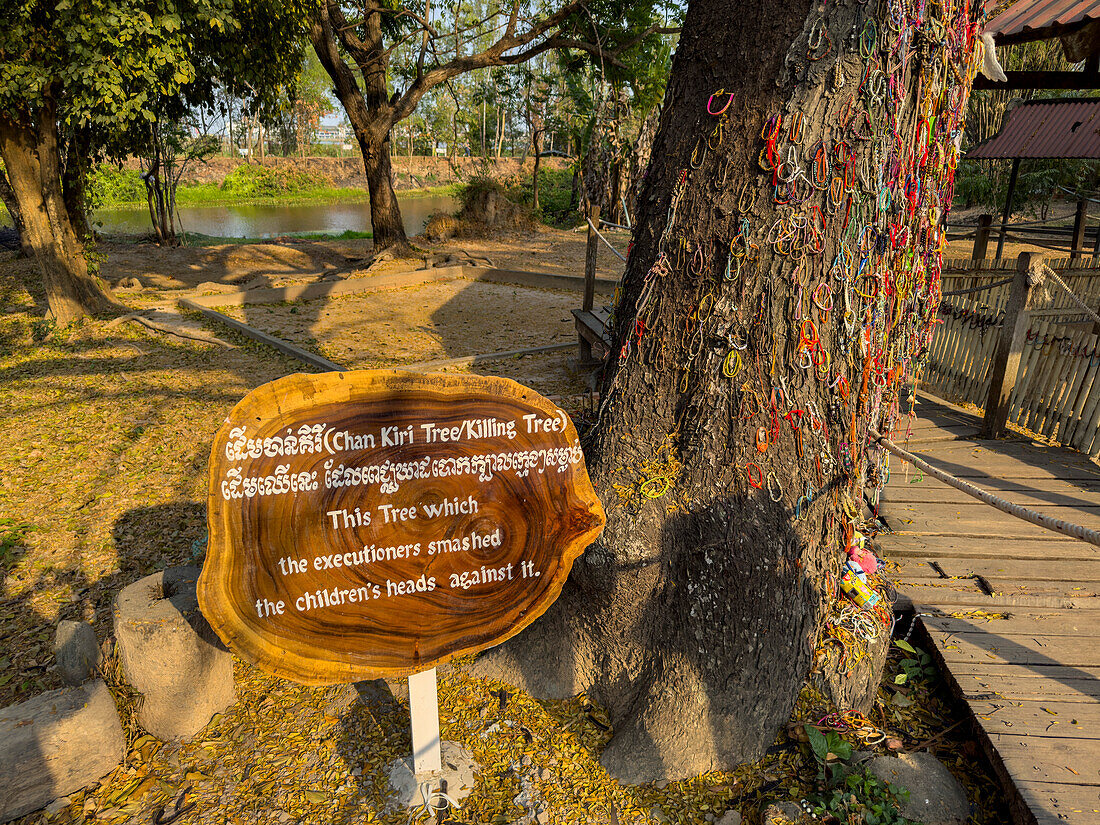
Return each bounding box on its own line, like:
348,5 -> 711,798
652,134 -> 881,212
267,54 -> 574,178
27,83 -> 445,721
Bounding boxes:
587,218 -> 627,262
1037,264 -> 1100,327
941,276 -> 1013,297
869,428 -> 1100,549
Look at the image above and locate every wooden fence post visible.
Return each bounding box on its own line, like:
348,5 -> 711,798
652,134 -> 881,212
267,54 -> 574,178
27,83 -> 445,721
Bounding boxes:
982,252 -> 1039,438
972,213 -> 992,261
577,199 -> 601,365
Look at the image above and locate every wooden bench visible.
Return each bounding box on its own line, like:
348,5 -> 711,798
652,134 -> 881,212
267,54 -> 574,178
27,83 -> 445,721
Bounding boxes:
573,305 -> 612,366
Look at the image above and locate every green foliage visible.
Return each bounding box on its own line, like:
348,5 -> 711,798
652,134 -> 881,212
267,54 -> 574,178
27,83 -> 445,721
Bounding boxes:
893,640 -> 938,686
801,722 -> 914,824
219,165 -> 334,198
954,158 -> 1100,215
805,725 -> 853,766
0,0 -> 313,158
88,166 -> 146,207
531,166 -> 575,222
805,766 -> 916,825
29,318 -> 57,343
492,166 -> 576,225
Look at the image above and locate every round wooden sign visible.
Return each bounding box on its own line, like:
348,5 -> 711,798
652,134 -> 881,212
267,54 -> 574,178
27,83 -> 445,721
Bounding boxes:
198,370 -> 605,684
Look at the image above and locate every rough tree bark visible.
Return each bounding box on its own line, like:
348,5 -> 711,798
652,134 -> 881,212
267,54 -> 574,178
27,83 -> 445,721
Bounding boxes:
474,0 -> 980,783
0,93 -> 118,323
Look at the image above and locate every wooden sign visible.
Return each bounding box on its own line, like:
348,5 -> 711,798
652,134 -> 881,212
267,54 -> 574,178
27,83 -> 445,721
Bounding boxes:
198,370 -> 605,684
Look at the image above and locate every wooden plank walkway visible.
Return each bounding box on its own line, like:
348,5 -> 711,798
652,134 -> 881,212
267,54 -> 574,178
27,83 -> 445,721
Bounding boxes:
874,395 -> 1100,825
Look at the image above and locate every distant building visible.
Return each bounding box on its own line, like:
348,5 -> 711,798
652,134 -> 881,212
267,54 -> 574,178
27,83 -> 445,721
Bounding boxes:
315,126 -> 349,145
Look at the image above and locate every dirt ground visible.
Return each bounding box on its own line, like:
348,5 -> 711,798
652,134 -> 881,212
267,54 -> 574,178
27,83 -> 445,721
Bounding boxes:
99,224 -> 627,293
216,278 -> 615,397
0,224 -> 1007,825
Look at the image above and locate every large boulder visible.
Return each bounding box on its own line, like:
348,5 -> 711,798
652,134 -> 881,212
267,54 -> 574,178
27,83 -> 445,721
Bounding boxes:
0,680 -> 124,823
866,751 -> 971,825
113,566 -> 234,741
54,620 -> 101,686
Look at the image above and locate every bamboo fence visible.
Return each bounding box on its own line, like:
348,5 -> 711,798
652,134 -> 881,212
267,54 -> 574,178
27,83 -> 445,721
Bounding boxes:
921,257 -> 1100,455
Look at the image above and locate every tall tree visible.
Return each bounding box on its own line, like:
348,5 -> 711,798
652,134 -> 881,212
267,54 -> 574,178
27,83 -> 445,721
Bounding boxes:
475,0 -> 982,782
0,0 -> 309,323
308,0 -> 675,251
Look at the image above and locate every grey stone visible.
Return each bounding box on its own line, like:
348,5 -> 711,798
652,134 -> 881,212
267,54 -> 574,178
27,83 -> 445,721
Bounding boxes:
114,276 -> 143,291
113,566 -> 234,741
715,810 -> 741,825
0,680 -> 124,823
386,740 -> 478,810
762,801 -> 803,824
54,620 -> 101,686
867,752 -> 970,825
44,796 -> 71,815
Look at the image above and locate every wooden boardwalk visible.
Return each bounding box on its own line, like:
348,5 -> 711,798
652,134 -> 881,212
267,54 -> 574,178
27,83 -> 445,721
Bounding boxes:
874,395 -> 1100,825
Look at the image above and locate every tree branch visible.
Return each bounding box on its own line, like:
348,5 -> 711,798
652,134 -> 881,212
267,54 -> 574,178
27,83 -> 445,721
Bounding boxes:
388,1 -> 595,128
502,36 -> 628,70
612,24 -> 681,55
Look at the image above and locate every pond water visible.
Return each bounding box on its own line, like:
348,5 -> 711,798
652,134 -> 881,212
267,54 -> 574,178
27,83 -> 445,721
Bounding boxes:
87,194 -> 459,239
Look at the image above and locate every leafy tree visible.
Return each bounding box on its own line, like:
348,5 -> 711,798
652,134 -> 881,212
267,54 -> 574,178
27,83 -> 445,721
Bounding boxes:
0,0 -> 310,323
308,0 -> 677,252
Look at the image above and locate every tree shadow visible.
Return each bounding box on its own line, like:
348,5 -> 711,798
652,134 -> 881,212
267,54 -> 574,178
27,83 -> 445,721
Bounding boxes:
467,480 -> 884,784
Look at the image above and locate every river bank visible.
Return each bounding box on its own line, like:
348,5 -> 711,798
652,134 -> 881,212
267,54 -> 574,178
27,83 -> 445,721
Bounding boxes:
94,191 -> 461,241
120,154 -> 569,197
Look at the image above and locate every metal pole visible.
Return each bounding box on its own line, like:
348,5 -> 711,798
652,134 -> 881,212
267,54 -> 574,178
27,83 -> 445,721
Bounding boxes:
1071,199 -> 1087,260
996,158 -> 1021,260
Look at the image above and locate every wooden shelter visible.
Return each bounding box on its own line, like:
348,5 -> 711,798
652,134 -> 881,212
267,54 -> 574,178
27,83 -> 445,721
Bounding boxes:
965,2 -> 1100,257
967,98 -> 1100,257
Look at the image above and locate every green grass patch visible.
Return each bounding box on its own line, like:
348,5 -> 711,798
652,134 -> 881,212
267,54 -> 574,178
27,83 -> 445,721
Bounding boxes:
90,163 -> 462,211
178,228 -> 374,247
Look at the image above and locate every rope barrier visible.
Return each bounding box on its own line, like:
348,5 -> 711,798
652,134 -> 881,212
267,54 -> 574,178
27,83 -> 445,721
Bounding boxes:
586,218 -> 627,262
941,276 -> 1013,297
869,428 -> 1100,549
1037,264 -> 1100,327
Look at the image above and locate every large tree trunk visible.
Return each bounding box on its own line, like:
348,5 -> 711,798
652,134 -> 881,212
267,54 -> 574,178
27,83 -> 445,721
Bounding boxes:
360,128 -> 407,249
474,0 -> 979,783
0,96 -> 118,324
308,2 -> 409,252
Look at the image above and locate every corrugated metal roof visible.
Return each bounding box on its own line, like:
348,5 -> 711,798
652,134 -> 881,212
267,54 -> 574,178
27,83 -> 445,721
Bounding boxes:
984,0 -> 1100,45
967,98 -> 1100,158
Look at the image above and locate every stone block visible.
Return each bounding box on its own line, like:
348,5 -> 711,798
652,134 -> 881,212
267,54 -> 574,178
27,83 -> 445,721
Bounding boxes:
54,620 -> 101,686
113,566 -> 234,741
867,751 -> 970,825
0,680 -> 124,823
